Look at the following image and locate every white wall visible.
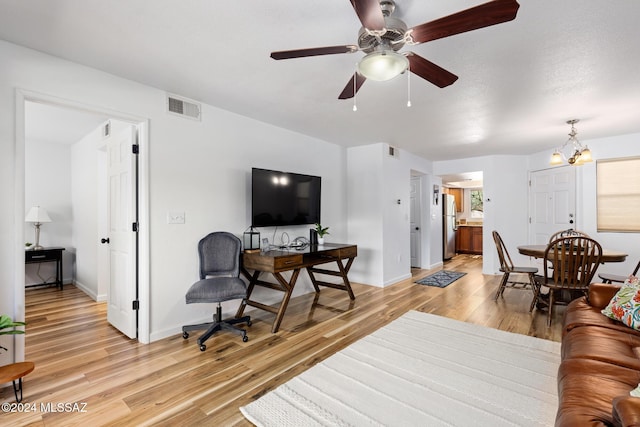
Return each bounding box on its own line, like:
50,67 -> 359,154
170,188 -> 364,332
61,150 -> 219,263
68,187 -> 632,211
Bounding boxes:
347,143 -> 433,286
346,144 -> 384,286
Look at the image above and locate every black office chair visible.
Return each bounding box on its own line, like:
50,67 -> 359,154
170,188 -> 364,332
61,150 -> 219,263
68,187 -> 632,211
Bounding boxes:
182,232 -> 251,351
598,258 -> 640,284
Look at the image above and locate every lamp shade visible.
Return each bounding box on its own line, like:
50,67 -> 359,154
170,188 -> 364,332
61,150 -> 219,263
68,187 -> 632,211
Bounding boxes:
25,206 -> 51,223
357,50 -> 409,81
549,151 -> 563,166
579,147 -> 593,163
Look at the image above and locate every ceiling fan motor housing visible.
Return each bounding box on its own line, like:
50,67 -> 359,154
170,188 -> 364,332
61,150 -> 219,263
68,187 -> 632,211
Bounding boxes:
357,16 -> 407,53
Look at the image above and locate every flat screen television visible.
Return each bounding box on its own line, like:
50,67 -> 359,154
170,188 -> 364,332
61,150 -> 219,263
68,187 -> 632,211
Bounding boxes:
251,168 -> 321,227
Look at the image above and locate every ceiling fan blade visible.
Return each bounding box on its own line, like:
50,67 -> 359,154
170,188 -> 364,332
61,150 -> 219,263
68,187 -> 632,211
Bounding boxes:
338,73 -> 367,99
271,45 -> 357,60
408,0 -> 520,44
349,0 -> 386,31
406,53 -> 458,88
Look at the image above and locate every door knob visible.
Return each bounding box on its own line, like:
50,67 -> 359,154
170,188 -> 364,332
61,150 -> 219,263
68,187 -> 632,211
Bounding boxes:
415,227 -> 420,230
101,238 -> 110,244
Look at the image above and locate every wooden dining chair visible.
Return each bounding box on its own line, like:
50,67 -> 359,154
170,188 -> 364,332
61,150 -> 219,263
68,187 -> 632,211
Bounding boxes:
545,229 -> 591,274
598,258 -> 640,284
548,229 -> 590,243
536,236 -> 602,326
492,231 -> 539,310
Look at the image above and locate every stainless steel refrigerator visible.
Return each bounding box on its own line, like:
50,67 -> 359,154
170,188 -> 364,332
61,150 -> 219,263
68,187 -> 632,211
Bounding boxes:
443,194 -> 458,260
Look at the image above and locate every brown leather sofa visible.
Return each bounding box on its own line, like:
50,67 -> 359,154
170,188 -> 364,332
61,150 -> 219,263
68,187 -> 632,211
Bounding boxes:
558,282 -> 640,426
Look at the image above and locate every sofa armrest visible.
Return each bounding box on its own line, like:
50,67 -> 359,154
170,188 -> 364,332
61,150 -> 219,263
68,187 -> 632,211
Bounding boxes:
589,283 -> 623,309
613,396 -> 640,427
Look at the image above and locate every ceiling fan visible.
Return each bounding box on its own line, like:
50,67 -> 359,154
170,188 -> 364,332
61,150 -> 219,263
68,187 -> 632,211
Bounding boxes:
270,0 -> 520,99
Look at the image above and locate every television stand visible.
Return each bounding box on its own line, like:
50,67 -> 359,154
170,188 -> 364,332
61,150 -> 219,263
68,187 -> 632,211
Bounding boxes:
237,243 -> 357,333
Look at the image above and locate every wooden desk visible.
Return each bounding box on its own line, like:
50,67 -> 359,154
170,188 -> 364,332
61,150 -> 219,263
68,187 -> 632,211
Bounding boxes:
237,243 -> 357,333
25,247 -> 65,289
517,244 -> 627,263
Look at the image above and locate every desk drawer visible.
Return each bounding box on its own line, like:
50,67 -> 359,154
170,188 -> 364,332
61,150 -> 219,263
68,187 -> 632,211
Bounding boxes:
25,250 -> 59,263
244,252 -> 303,272
273,255 -> 304,270
319,246 -> 358,259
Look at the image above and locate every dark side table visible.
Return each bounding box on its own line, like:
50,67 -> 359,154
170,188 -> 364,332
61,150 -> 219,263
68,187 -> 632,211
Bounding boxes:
25,247 -> 65,289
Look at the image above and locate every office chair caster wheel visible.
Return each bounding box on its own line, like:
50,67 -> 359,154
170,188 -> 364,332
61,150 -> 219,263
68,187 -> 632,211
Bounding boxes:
200,344 -> 206,352
182,331 -> 189,339
243,335 -> 249,342
247,320 -> 252,327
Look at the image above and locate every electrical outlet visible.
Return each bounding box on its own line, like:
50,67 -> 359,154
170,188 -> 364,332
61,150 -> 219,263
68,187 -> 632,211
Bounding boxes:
167,211 -> 185,224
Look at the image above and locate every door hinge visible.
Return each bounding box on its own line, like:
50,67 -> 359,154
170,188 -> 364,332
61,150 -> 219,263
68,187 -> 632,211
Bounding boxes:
132,144 -> 139,154
132,222 -> 138,232
132,300 -> 139,310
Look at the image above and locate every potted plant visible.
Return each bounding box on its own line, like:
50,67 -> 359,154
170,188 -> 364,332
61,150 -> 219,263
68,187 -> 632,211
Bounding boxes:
0,315 -> 26,354
314,223 -> 330,244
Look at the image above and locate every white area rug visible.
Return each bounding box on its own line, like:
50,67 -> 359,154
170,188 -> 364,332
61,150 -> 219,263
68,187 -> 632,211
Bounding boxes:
240,310 -> 560,427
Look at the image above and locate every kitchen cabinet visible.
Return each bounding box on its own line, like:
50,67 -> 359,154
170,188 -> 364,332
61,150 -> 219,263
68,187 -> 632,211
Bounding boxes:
445,188 -> 464,212
455,226 -> 483,255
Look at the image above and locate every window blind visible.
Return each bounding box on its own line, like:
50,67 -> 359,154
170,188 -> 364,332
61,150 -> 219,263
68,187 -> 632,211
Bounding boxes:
596,157 -> 640,232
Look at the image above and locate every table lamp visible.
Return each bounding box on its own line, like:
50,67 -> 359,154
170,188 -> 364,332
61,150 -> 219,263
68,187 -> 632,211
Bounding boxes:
25,206 -> 51,250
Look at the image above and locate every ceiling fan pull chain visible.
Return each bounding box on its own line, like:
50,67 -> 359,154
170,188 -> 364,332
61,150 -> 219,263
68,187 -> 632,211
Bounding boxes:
407,62 -> 412,107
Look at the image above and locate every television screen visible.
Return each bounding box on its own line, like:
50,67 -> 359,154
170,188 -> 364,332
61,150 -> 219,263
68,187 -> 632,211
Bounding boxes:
252,168 -> 321,227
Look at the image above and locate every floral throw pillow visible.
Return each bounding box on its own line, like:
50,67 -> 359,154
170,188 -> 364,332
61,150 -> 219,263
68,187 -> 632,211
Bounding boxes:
602,276 -> 640,329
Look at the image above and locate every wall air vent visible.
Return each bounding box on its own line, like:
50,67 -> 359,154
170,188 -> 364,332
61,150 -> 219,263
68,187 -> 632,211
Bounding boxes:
387,144 -> 399,159
167,94 -> 201,121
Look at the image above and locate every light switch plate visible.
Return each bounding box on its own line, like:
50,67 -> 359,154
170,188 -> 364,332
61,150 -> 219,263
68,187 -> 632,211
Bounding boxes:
167,211 -> 185,224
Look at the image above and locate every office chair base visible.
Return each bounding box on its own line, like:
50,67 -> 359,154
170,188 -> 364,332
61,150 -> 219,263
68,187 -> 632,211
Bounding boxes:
182,306 -> 251,351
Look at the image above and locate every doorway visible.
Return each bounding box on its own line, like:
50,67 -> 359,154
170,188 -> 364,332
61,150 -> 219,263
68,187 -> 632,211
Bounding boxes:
14,90 -> 150,360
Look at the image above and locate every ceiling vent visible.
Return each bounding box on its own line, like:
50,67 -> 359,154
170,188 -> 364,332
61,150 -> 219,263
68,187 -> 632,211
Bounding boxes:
167,94 -> 201,120
387,144 -> 399,159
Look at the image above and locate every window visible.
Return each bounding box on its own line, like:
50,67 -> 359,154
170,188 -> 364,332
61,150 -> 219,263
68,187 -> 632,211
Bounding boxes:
596,157 -> 640,232
470,190 -> 484,218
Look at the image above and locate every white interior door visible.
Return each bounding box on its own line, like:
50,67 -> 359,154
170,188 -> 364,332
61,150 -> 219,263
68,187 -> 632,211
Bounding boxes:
106,126 -> 138,339
410,177 -> 422,268
528,166 -> 577,268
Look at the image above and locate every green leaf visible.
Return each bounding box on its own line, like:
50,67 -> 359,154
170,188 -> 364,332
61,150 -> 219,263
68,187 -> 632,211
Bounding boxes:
0,314 -> 26,335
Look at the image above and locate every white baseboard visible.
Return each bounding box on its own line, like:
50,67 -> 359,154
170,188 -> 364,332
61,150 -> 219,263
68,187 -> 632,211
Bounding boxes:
383,272 -> 412,287
73,280 -> 99,301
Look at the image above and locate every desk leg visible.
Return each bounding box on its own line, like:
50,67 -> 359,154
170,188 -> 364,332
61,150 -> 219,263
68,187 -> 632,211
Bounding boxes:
270,270 -> 299,333
237,268 -> 300,333
236,269 -> 260,319
58,255 -> 63,290
306,257 -> 356,300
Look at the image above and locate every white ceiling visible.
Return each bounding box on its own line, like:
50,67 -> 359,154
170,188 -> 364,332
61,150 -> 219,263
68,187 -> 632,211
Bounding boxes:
2,0 -> 640,161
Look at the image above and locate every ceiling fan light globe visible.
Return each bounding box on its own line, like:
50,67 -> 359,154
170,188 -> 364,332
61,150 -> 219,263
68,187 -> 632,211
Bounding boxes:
357,51 -> 408,81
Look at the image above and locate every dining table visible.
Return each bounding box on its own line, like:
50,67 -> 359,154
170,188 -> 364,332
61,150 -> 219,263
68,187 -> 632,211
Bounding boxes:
517,244 -> 628,263
517,244 -> 628,311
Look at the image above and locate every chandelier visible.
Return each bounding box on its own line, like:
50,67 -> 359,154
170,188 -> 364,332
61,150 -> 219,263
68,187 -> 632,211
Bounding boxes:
550,119 -> 593,166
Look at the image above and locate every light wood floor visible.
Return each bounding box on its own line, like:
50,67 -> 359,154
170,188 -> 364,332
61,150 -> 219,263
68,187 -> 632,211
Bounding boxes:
2,255 -> 563,426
